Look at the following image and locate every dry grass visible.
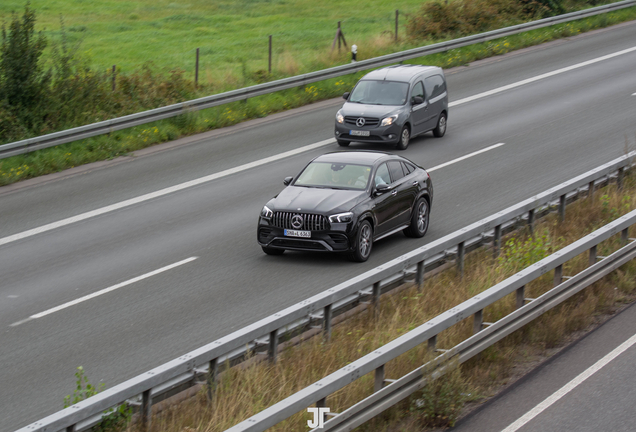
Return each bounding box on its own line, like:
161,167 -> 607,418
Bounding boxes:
119,174 -> 636,432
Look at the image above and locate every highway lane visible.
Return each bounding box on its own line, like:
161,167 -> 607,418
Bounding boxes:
450,303 -> 636,432
2,21 -> 636,430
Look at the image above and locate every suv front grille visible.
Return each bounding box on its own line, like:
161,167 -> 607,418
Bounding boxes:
272,212 -> 329,231
344,116 -> 380,127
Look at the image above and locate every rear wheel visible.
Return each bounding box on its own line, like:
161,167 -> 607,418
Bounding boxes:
403,198 -> 429,238
337,139 -> 350,147
261,246 -> 284,256
349,220 -> 373,262
433,112 -> 447,138
396,126 -> 410,150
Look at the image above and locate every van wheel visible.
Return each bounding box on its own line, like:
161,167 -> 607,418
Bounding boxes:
396,126 -> 410,150
403,198 -> 429,238
433,112 -> 447,138
337,139 -> 350,147
348,220 -> 373,262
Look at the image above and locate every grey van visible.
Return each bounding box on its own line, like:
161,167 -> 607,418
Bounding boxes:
334,65 -> 448,150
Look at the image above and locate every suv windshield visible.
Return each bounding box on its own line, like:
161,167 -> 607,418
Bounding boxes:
349,80 -> 409,106
294,162 -> 372,190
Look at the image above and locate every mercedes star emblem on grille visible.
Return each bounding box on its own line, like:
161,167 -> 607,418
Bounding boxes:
356,117 -> 365,127
291,214 -> 304,229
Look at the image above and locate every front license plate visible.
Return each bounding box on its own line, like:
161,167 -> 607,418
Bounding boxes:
284,229 -> 311,238
350,130 -> 370,136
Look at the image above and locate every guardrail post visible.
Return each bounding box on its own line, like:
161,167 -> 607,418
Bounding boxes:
493,225 -> 502,258
589,245 -> 597,266
416,260 -> 425,290
473,309 -> 483,334
621,227 -> 629,246
268,329 -> 279,364
66,425 -> 76,432
323,304 -> 333,343
516,285 -> 525,309
427,335 -> 437,351
559,194 -> 566,222
457,241 -> 465,279
374,365 -> 385,392
554,264 -> 563,286
141,389 -> 152,430
588,180 -> 595,200
618,167 -> 624,190
528,209 -> 535,235
373,281 -> 381,317
207,358 -> 218,402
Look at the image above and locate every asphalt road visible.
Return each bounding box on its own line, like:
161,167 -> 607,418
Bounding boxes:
2,21 -> 636,431
450,303 -> 636,432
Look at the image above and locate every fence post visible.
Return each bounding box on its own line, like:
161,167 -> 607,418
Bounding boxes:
195,48 -> 200,89
268,35 -> 272,74
112,65 -> 116,92
395,10 -> 399,41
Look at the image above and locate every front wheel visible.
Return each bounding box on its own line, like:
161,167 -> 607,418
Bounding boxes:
337,139 -> 350,147
395,126 -> 410,150
348,220 -> 373,262
403,198 -> 430,238
433,112 -> 447,138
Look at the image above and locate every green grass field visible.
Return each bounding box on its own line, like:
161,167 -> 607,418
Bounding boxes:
0,0 -> 425,80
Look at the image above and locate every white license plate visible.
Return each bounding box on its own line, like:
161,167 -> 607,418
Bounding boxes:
284,229 -> 311,238
350,130 -> 370,136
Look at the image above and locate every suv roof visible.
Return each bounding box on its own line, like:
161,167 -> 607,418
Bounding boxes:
361,64 -> 440,83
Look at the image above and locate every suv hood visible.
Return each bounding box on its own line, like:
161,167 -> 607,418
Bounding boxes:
271,186 -> 367,214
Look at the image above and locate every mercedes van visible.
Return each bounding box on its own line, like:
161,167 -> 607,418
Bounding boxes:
334,65 -> 448,150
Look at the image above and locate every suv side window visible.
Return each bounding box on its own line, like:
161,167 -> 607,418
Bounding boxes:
411,81 -> 425,103
424,75 -> 446,100
388,161 -> 406,183
374,163 -> 391,186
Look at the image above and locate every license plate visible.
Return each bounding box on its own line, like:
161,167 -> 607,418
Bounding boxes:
350,130 -> 370,136
284,229 -> 311,238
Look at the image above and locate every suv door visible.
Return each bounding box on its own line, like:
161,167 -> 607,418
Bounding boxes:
371,162 -> 398,236
387,160 -> 418,226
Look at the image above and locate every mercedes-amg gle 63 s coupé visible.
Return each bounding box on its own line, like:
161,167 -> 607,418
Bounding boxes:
257,151 -> 433,262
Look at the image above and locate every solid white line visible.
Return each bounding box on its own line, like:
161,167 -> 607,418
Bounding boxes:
10,257 -> 198,326
428,143 -> 505,172
0,140 -> 335,247
450,46 -> 636,107
500,332 -> 636,432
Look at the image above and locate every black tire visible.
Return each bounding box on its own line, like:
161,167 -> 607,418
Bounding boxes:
403,198 -> 430,238
432,112 -> 447,138
395,125 -> 410,150
261,246 -> 284,255
337,139 -> 350,147
348,220 -> 373,262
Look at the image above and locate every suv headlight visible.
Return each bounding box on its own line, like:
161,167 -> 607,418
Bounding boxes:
336,110 -> 344,124
380,114 -> 398,127
260,205 -> 273,219
329,212 -> 353,223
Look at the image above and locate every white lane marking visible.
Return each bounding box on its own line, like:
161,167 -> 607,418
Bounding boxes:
428,143 -> 504,172
450,46 -> 636,107
500,332 -> 636,432
9,257 -> 198,327
3,46 -> 635,247
0,139 -> 335,247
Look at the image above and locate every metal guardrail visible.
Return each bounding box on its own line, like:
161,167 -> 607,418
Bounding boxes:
1,0 -> 635,160
14,152 -> 636,432
242,210 -> 636,432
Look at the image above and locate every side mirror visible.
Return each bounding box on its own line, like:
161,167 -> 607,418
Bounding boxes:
375,183 -> 391,194
412,96 -> 424,105
283,176 -> 293,186
343,92 -> 350,100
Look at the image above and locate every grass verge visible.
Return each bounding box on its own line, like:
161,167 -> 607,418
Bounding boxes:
81,166 -> 636,431
2,6 -> 636,186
